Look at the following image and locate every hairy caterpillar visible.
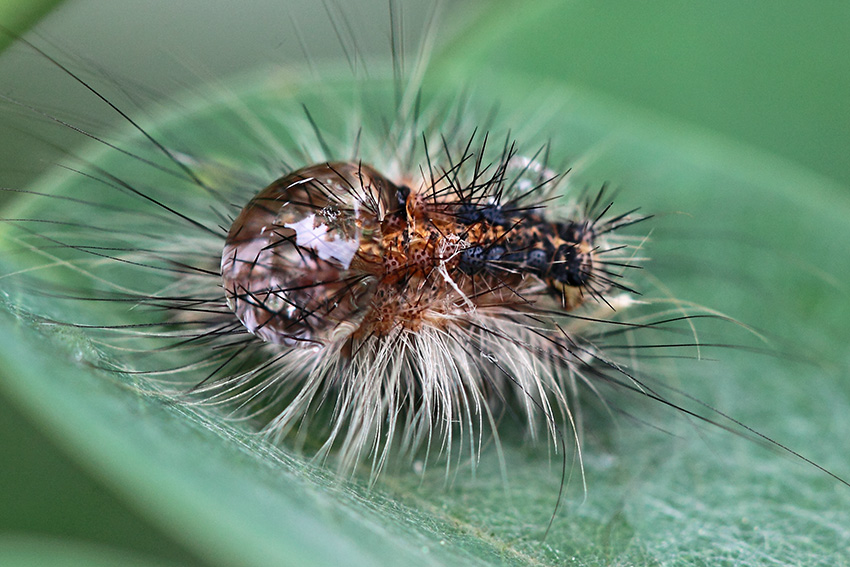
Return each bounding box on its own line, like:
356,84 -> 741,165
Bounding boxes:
1,1 -> 848,565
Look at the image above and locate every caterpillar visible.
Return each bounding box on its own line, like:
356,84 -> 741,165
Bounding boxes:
1,1 -> 848,565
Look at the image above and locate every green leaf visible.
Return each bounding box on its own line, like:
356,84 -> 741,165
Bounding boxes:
1,1 -> 849,566
0,0 -> 64,52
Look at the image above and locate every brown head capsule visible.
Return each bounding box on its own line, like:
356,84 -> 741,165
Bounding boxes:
221,162 -> 402,346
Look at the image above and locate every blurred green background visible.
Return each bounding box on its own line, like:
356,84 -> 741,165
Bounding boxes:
1,1 -> 848,565
448,0 -> 850,189
2,1 -> 848,192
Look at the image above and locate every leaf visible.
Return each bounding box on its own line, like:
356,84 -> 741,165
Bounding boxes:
0,0 -> 64,53
1,1 -> 849,566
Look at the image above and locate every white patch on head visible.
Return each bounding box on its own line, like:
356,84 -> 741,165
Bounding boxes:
284,213 -> 359,268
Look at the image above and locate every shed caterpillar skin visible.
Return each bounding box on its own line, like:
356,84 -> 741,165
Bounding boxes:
1,1 -> 849,562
